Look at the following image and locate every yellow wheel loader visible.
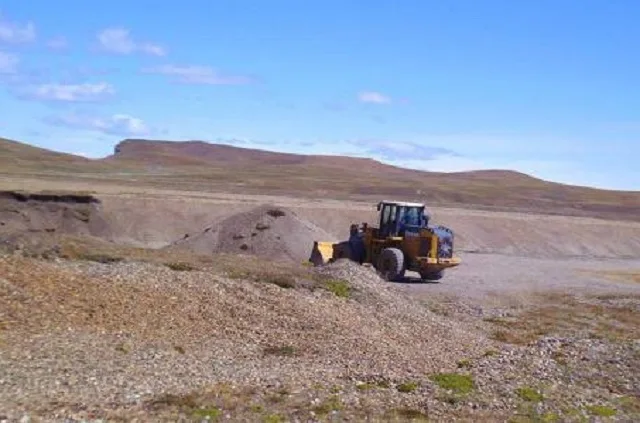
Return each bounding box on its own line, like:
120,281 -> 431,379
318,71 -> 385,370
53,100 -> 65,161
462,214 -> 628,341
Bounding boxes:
309,200 -> 461,281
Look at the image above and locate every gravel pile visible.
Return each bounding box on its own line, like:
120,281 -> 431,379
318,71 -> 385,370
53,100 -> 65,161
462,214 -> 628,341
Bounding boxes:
167,204 -> 338,263
1,253 -> 638,421
0,254 -> 492,421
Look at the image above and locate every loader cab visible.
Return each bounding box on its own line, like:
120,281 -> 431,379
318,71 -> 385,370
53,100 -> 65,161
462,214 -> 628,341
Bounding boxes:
377,200 -> 429,238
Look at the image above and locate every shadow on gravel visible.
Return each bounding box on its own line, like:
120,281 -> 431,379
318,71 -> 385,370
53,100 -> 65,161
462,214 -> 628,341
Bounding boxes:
388,275 -> 442,285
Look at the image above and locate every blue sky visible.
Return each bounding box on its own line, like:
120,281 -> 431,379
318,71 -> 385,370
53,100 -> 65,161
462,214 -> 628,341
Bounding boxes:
0,1 -> 639,190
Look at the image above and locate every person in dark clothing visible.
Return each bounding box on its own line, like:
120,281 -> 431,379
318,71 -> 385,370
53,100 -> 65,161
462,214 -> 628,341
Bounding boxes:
348,223 -> 365,264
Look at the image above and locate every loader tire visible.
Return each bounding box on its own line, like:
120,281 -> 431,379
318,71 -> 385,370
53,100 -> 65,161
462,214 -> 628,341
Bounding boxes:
378,247 -> 405,282
421,270 -> 444,281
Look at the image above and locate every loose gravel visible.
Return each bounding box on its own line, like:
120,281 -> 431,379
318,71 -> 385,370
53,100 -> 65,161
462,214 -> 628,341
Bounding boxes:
1,252 -> 638,422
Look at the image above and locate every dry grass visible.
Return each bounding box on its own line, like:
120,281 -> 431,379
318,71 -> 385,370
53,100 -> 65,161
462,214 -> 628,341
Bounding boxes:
586,269 -> 640,284
484,293 -> 640,345
139,382 -> 436,422
146,383 -> 258,420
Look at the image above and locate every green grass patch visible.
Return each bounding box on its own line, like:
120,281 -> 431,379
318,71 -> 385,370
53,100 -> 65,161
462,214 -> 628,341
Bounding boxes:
192,407 -> 222,420
585,405 -> 617,417
515,386 -> 544,402
324,278 -> 350,298
312,395 -> 343,415
355,382 -> 377,391
249,404 -> 264,413
541,412 -> 561,422
114,342 -> 131,354
79,253 -> 124,264
165,261 -> 197,271
263,344 -> 297,357
396,381 -> 419,393
510,406 -> 560,423
430,373 -> 474,394
456,358 -> 472,369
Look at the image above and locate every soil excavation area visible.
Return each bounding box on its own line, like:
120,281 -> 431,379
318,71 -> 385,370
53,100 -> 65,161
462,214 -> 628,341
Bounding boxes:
0,189 -> 639,422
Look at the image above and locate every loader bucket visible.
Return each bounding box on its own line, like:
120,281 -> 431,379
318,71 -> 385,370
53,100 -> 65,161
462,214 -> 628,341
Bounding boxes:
309,241 -> 336,266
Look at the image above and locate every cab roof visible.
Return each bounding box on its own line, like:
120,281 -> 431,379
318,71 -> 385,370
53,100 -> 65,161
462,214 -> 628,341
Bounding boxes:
377,200 -> 425,208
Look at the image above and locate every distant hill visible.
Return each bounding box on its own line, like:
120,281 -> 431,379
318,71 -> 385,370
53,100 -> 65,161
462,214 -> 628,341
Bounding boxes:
107,139 -> 399,170
1,136 -> 639,221
0,137 -> 89,170
0,137 -> 117,174
107,138 -> 542,181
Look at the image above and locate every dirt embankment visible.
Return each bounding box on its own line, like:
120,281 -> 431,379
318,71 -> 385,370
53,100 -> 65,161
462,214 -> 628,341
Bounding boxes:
0,190 -> 111,240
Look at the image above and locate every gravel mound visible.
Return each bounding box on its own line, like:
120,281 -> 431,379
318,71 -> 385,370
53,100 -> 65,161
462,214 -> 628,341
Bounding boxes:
167,204 -> 339,263
0,254 -> 492,420
2,253 -> 638,421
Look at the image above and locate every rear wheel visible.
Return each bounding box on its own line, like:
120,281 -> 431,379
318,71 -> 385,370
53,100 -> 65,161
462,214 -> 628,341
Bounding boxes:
377,248 -> 405,281
420,270 -> 444,281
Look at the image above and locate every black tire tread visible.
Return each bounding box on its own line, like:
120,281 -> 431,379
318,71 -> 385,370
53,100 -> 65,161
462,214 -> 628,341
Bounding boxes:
378,247 -> 405,282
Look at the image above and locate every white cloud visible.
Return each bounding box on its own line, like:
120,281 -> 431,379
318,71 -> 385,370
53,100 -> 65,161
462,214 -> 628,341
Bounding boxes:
0,12 -> 36,44
143,64 -> 254,85
24,82 -> 115,102
139,43 -> 165,56
46,36 -> 68,50
97,27 -> 165,56
45,112 -> 152,137
358,91 -> 391,104
350,139 -> 458,160
0,50 -> 18,73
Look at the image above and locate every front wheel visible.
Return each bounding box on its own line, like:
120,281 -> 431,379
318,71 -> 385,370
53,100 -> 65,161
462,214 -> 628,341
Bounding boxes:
377,248 -> 405,282
420,270 -> 444,281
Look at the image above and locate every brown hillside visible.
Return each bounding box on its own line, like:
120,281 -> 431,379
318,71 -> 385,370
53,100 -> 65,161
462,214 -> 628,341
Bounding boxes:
0,137 -> 89,170
1,136 -> 639,221
104,138 -> 640,221
108,138 -> 541,179
0,137 -> 117,174
105,138 -> 391,170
